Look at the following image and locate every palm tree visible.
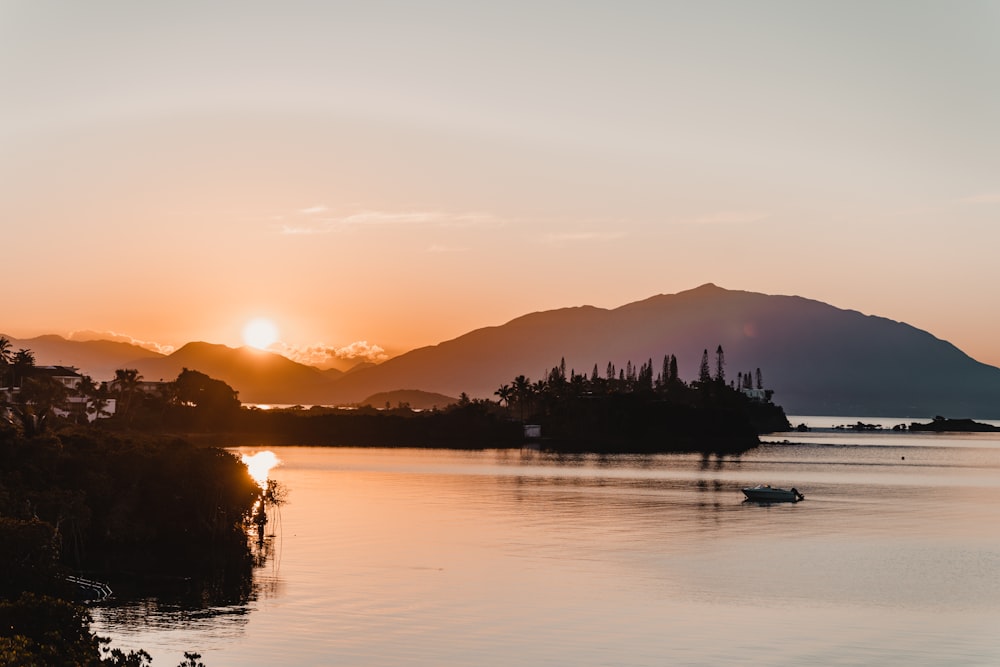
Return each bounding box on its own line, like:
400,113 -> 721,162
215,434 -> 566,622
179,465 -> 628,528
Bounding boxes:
114,368 -> 143,419
87,383 -> 113,421
11,376 -> 69,436
512,375 -> 532,422
494,384 -> 512,415
11,348 -> 35,389
0,336 -> 12,389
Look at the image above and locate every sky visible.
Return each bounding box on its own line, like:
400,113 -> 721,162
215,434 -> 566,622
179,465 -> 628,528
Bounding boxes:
2,1 -> 999,369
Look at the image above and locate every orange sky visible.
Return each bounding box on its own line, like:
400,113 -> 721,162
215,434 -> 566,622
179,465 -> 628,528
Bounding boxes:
2,2 -> 999,369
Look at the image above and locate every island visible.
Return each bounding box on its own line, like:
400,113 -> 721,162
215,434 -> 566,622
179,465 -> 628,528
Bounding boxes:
909,416 -> 1000,432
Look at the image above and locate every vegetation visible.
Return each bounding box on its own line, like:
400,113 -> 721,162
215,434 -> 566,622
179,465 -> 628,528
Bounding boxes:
232,398 -> 523,447
909,416 -> 1000,432
0,336 -> 270,665
489,349 -> 789,454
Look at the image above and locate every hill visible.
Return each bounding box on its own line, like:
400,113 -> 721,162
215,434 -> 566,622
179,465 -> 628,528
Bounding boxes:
10,285 -> 1000,417
130,342 -> 343,404
0,334 -> 164,379
359,389 -> 460,410
320,284 -> 1000,418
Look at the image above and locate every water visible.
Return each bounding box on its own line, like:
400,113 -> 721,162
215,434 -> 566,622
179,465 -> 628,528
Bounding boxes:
93,417 -> 1000,665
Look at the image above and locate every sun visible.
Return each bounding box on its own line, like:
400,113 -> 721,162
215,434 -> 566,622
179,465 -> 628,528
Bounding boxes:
243,318 -> 279,350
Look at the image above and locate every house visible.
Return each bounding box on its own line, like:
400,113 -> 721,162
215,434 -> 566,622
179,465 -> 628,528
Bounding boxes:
2,366 -> 117,422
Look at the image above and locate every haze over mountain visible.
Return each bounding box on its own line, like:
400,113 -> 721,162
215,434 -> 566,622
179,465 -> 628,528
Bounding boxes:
9,284 -> 1000,418
315,284 -> 1000,418
0,334 -> 165,380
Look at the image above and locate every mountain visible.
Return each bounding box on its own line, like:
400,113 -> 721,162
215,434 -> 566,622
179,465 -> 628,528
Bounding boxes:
129,342 -> 343,404
359,390 -> 460,410
10,284 -> 1000,417
319,284 -> 1000,418
0,334 -> 165,379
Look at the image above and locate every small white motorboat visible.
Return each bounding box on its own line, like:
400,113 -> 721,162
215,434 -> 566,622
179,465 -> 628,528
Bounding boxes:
742,485 -> 804,503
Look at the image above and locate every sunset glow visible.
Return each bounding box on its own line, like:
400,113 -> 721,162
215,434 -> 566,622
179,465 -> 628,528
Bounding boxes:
243,319 -> 279,350
2,3 -> 999,369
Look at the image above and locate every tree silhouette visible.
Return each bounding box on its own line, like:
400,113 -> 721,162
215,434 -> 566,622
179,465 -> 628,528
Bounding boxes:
494,384 -> 512,411
0,336 -> 12,388
10,376 -> 69,436
512,375 -> 532,422
698,349 -> 711,384
715,345 -> 725,383
113,368 -> 143,421
11,348 -> 35,389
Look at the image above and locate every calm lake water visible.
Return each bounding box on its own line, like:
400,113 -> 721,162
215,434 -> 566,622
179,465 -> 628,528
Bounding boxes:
93,416 -> 1000,666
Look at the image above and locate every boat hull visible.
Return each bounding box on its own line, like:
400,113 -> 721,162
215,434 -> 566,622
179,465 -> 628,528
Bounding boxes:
742,486 -> 803,503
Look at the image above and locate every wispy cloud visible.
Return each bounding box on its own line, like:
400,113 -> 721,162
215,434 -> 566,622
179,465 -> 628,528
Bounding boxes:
681,211 -> 770,225
276,340 -> 389,367
426,243 -> 468,253
957,192 -> 1000,205
541,231 -> 626,244
67,330 -> 176,355
278,208 -> 501,235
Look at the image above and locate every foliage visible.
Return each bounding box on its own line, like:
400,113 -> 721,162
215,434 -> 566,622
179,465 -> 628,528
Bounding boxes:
174,369 -> 240,412
0,429 -> 260,576
490,347 -> 790,454
0,592 -> 173,666
8,377 -> 70,437
0,519 -> 61,598
230,398 -> 521,448
177,652 -> 206,667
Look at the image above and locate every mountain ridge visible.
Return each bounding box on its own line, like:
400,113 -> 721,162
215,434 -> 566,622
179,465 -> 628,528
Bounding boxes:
7,284 -> 1000,417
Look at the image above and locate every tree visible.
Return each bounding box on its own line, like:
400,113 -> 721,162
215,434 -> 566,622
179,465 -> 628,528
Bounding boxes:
512,375 -> 532,422
715,345 -> 725,383
87,383 -> 114,421
698,349 -> 711,384
0,336 -> 12,388
11,349 -> 35,389
113,369 -> 143,420
494,384 -> 512,410
173,368 -> 240,413
10,376 -> 69,437
756,367 -> 763,390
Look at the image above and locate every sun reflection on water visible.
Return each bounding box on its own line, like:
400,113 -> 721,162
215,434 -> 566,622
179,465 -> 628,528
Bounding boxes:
241,451 -> 281,489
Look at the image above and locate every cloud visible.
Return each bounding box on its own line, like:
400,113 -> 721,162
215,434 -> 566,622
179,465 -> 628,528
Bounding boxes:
67,330 -> 175,355
682,211 -> 770,225
958,193 -> 1000,205
332,340 -> 389,363
276,340 -> 389,368
541,231 -> 626,244
426,243 -> 468,253
278,208 -> 501,235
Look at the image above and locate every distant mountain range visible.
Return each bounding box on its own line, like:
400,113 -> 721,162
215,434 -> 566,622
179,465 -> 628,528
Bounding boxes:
7,284 -> 1000,417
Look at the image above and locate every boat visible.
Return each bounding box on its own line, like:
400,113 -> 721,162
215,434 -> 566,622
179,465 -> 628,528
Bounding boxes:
742,485 -> 804,503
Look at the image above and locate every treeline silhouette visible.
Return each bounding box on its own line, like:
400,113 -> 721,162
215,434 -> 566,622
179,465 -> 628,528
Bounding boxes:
83,348 -> 789,454
493,349 -> 789,454
0,424 -> 259,665
191,348 -> 788,455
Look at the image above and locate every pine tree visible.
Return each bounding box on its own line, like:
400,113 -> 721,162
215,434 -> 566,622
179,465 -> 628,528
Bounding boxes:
699,349 -> 711,383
